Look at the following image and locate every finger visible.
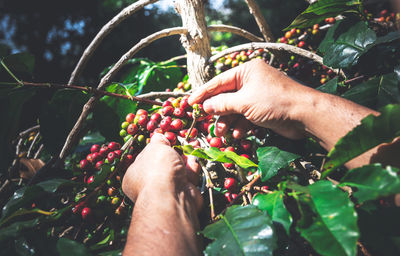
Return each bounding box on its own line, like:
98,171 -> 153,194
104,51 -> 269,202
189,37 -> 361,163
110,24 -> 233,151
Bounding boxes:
149,133 -> 171,146
183,155 -> 201,186
202,92 -> 242,115
232,117 -> 252,139
214,115 -> 240,137
188,66 -> 241,105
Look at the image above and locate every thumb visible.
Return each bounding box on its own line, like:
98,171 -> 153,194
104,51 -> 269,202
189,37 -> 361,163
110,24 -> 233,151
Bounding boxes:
150,133 -> 171,146
203,92 -> 242,115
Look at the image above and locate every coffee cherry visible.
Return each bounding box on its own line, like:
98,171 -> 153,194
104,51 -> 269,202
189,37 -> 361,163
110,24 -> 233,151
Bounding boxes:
137,135 -> 146,144
120,129 -> 127,137
111,197 -> 120,205
87,175 -> 94,184
177,82 -> 185,89
99,146 -> 110,157
188,128 -> 198,138
162,106 -> 174,116
92,152 -> 102,163
224,192 -> 232,203
240,140 -> 252,152
170,119 -> 183,131
138,114 -> 149,127
90,144 -> 100,153
121,121 -> 129,129
126,113 -> 135,123
224,162 -> 234,169
224,178 -> 238,192
285,31 -> 292,39
180,97 -> 189,110
231,193 -> 238,200
108,142 -> 121,151
124,154 -> 134,167
163,100 -> 172,107
189,139 -> 200,148
136,109 -> 148,116
199,121 -> 210,133
225,146 -> 235,152
81,207 -> 92,219
80,159 -> 90,170
150,113 -> 162,122
298,41 -> 305,48
108,187 -> 117,197
114,150 -> 122,158
72,201 -> 85,214
164,132 -> 177,145
95,161 -> 104,170
209,137 -> 223,148
240,154 -> 250,159
160,116 -> 172,131
127,123 -> 139,135
97,195 -> 106,203
173,107 -> 185,118
107,152 -> 116,163
86,153 -> 94,163
146,120 -> 158,132
261,186 -> 269,191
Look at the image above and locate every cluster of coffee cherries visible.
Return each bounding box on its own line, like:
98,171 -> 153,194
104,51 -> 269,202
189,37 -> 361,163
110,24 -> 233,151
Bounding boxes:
371,9 -> 399,23
166,81 -> 192,93
214,49 -> 270,75
73,141 -> 135,221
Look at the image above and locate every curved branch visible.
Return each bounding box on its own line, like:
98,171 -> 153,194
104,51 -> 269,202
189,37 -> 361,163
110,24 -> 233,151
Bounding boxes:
59,27 -> 188,161
208,42 -> 345,77
208,24 -> 263,42
137,91 -> 189,100
244,0 -> 275,42
68,0 -> 159,85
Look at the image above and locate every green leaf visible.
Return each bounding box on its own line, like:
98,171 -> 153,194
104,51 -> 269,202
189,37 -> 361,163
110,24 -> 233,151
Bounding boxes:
285,0 -> 361,30
256,146 -> 299,182
340,164 -> 400,203
295,181 -> 359,256
372,31 -> 400,45
253,191 -> 292,235
57,238 -> 91,256
202,205 -> 277,256
316,77 -> 338,94
88,164 -> 112,188
0,218 -> 39,241
180,145 -> 258,169
2,52 -> 35,75
39,89 -> 90,155
342,73 -> 400,108
93,83 -> 137,142
324,104 -> 400,176
320,20 -> 377,68
36,179 -> 77,193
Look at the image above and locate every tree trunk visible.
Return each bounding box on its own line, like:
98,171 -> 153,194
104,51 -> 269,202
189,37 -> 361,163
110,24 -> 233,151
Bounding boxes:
174,0 -> 211,88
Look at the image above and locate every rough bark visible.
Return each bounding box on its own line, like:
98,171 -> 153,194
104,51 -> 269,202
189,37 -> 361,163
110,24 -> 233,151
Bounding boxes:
174,0 -> 211,88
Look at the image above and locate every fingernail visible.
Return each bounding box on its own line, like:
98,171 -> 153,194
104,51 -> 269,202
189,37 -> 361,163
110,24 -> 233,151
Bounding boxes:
151,133 -> 170,145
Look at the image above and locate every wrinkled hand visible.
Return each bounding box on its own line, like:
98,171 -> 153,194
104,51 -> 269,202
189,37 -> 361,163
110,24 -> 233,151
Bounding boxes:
122,133 -> 202,210
189,59 -> 316,139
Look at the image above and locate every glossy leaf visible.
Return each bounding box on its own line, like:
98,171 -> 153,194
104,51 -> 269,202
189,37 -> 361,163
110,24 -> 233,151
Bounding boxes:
340,164 -> 400,203
256,146 -> 299,182
285,0 -> 361,30
180,145 -> 258,169
93,83 -> 137,142
320,20 -> 376,68
57,238 -> 91,256
316,77 -> 338,94
39,89 -> 90,155
2,52 -> 35,75
253,191 -> 292,235
295,181 -> 359,256
88,164 -> 112,188
202,205 -> 277,256
341,73 -> 400,108
324,104 -> 400,176
0,218 -> 39,241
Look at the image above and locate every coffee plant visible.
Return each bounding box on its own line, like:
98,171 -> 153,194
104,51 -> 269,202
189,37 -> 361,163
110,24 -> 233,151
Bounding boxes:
0,0 -> 400,255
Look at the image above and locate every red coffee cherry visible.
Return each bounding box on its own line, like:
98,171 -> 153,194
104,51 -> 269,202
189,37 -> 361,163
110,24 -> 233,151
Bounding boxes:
240,154 -> 250,159
127,123 -> 139,135
81,207 -> 92,220
107,152 -> 116,163
224,162 -> 234,169
225,146 -> 235,152
298,41 -> 305,48
209,137 -> 223,148
146,120 -> 158,132
136,109 -> 148,116
170,119 -> 183,131
173,107 -> 185,118
80,159 -> 90,170
108,187 -> 117,197
114,150 -> 122,158
224,177 -> 238,192
240,140 -> 252,152
86,153 -> 94,163
162,100 -> 172,107
138,114 -> 149,127
86,175 -> 94,184
90,144 -> 100,153
126,113 -> 135,123
95,160 -> 104,170
224,192 -> 232,203
99,145 -> 110,157
160,116 -> 172,131
91,152 -> 102,163
108,142 -> 121,151
150,113 -> 162,123
164,132 -> 177,145
162,106 -> 174,116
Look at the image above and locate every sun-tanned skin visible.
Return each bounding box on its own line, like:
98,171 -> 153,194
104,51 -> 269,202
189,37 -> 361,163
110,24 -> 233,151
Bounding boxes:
122,60 -> 398,255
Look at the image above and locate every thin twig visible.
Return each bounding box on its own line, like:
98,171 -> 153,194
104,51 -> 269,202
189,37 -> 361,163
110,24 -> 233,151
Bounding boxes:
357,241 -> 372,256
59,226 -> 74,238
208,24 -> 263,42
244,0 -> 275,42
199,160 -> 215,220
0,180 -> 10,194
34,144 -> 44,159
27,132 -> 40,158
227,174 -> 261,208
14,125 -> 40,142
185,116 -> 197,142
0,60 -> 23,84
208,42 -> 346,78
68,0 -> 159,84
60,27 -> 188,161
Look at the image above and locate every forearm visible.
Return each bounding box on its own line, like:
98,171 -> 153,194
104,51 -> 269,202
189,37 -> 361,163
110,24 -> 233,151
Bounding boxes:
294,87 -> 379,169
123,185 -> 201,256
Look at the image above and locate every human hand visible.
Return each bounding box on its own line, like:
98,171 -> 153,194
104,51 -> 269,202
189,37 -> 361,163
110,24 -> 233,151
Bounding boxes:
188,59 -> 319,139
122,133 -> 202,210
